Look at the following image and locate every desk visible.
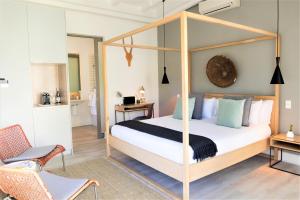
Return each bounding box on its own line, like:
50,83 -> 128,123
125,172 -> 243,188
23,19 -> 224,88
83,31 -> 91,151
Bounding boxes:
114,102 -> 154,123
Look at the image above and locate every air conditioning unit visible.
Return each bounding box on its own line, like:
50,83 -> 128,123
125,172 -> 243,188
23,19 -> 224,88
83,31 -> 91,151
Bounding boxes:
198,0 -> 240,15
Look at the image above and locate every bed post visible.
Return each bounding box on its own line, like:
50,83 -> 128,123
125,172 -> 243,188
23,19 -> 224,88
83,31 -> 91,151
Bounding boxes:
272,36 -> 281,161
102,43 -> 111,157
180,12 -> 190,200
274,35 -> 281,135
188,51 -> 192,93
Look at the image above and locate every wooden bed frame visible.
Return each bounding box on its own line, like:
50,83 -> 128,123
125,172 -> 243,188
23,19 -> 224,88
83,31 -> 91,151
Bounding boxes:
101,11 -> 280,200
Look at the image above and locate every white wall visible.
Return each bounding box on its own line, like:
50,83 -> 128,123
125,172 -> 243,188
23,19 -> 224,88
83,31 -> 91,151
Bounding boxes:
0,1 -> 158,148
158,0 -> 299,165
67,36 -> 95,127
66,10 -> 159,127
0,0 -> 35,144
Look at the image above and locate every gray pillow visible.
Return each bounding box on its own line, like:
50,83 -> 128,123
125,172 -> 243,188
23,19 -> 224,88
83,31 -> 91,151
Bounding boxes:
190,93 -> 204,120
224,96 -> 253,126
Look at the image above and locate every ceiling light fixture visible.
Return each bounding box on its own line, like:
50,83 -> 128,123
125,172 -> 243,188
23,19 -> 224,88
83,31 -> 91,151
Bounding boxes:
161,0 -> 169,84
270,0 -> 284,84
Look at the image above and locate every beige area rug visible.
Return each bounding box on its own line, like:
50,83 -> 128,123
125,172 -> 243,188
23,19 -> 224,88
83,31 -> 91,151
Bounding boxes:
51,158 -> 165,200
0,158 -> 165,200
1,156 -> 299,200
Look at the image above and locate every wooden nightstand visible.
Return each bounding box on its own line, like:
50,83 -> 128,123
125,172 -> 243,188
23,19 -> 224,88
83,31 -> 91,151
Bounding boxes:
269,133 -> 300,176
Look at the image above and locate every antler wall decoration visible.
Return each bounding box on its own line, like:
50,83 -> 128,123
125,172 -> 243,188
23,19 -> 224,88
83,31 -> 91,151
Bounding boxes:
122,36 -> 134,67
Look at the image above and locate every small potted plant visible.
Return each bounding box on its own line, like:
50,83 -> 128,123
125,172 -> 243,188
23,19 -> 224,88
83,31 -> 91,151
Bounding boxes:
287,124 -> 294,138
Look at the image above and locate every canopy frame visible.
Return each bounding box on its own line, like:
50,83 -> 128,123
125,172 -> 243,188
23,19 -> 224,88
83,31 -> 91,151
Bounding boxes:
102,11 -> 280,200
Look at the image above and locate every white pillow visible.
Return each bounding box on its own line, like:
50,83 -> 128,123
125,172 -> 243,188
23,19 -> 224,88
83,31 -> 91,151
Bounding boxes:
259,100 -> 273,124
213,99 -> 219,117
202,98 -> 217,119
249,100 -> 263,125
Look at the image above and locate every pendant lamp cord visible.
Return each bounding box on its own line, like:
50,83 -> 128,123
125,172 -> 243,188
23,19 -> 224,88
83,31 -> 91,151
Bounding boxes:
276,0 -> 279,57
163,0 -> 166,67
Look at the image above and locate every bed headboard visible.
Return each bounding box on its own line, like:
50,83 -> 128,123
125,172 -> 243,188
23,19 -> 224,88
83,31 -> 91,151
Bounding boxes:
204,93 -> 279,135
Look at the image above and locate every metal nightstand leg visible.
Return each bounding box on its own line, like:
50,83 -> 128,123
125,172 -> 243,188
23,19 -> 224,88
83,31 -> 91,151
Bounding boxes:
269,147 -> 282,167
269,147 -> 299,176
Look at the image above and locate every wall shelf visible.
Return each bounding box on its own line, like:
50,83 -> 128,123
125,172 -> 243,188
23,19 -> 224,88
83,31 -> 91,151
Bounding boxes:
34,103 -> 69,108
31,64 -> 69,106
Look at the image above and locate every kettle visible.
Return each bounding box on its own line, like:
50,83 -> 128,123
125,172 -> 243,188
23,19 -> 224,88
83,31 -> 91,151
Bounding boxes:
41,92 -> 51,105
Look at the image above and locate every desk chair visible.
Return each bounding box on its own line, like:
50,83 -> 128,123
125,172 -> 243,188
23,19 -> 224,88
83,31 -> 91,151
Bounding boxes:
133,103 -> 154,120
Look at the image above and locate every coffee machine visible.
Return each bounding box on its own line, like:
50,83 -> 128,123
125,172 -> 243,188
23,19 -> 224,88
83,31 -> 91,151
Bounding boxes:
41,92 -> 51,105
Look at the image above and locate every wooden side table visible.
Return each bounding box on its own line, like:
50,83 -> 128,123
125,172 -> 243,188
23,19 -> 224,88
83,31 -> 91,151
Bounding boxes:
269,133 -> 300,176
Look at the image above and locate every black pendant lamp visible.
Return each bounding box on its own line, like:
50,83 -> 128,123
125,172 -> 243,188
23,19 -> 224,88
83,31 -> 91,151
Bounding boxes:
270,0 -> 284,84
161,0 -> 169,84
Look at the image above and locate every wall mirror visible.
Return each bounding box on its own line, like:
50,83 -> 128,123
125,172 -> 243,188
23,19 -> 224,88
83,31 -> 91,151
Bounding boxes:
68,54 -> 81,99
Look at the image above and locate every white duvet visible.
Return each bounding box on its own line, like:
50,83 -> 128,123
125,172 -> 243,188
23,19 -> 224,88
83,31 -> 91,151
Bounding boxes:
111,116 -> 271,164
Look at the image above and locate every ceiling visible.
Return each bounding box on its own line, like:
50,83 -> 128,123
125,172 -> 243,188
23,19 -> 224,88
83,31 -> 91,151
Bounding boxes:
26,0 -> 204,22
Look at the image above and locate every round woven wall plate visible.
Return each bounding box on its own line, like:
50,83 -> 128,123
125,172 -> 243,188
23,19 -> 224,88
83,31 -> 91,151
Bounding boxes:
206,55 -> 237,88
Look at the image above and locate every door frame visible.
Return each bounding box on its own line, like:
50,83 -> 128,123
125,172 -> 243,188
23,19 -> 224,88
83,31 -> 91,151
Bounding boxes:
67,33 -> 104,138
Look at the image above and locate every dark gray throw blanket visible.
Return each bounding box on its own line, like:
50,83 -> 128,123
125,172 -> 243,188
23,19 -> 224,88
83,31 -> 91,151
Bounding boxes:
117,120 -> 218,161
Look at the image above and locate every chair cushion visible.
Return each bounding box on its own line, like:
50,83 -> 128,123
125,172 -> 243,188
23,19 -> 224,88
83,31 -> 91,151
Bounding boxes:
40,171 -> 88,200
3,145 -> 57,163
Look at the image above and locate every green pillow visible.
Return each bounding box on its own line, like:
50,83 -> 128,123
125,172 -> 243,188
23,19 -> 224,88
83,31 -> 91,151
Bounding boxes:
173,97 -> 196,120
216,99 -> 245,128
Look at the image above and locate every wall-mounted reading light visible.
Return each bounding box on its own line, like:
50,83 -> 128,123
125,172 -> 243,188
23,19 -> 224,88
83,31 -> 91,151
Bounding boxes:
0,78 -> 9,88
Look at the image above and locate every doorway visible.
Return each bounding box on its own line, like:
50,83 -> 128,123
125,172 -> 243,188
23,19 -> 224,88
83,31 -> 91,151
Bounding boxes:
66,34 -> 103,154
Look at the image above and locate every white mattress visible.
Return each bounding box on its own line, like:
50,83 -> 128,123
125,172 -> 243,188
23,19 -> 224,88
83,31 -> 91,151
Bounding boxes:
111,116 -> 271,164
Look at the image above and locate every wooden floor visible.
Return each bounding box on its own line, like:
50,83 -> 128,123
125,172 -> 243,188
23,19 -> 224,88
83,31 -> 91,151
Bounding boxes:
47,125 -> 104,167
72,125 -> 100,154
48,126 -> 299,199
113,152 -> 300,200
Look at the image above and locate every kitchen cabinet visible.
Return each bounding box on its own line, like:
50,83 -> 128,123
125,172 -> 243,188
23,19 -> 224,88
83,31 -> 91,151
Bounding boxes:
27,3 -> 67,63
33,105 -> 73,154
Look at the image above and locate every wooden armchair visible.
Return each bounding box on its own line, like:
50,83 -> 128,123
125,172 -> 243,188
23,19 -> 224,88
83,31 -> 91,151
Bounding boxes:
0,124 -> 66,170
0,166 -> 99,200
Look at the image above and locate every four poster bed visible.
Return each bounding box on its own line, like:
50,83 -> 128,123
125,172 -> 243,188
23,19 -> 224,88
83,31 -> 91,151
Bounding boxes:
101,11 -> 280,200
